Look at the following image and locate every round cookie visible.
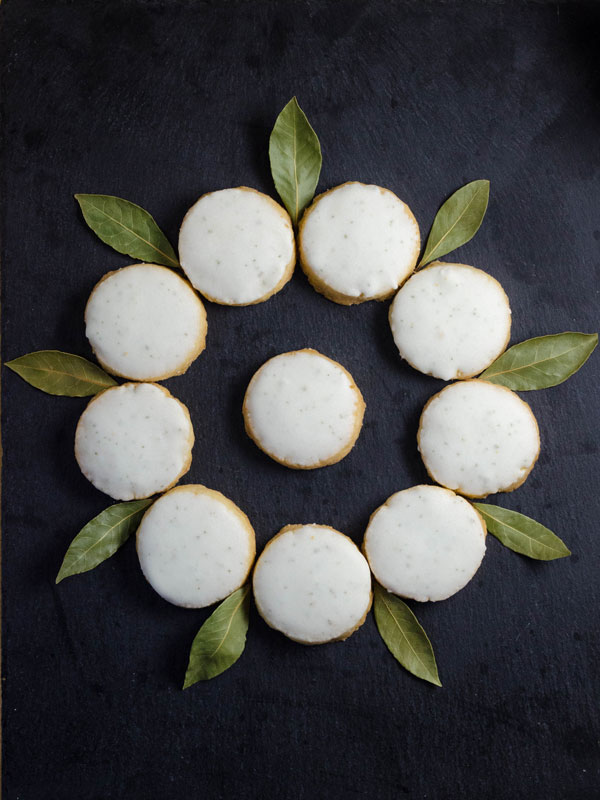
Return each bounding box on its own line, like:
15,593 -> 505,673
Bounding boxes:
85,263 -> 207,381
75,382 -> 194,501
298,181 -> 420,305
243,348 -> 365,469
178,186 -> 296,305
252,524 -> 372,644
418,380 -> 540,498
136,485 -> 255,608
389,261 -> 511,380
363,485 -> 487,602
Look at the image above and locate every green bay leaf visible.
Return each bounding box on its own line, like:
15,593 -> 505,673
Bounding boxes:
183,585 -> 250,687
419,179 -> 490,267
75,194 -> 179,267
5,350 -> 117,396
269,96 -> 322,226
473,503 -> 571,561
56,499 -> 153,583
373,582 -> 441,687
479,332 -> 597,390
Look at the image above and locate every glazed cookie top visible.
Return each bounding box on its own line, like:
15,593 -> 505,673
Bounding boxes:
243,349 -> 365,469
85,264 -> 207,381
418,380 -> 540,498
75,382 -> 194,501
178,187 -> 295,305
364,485 -> 486,602
252,524 -> 372,644
299,182 -> 420,303
389,262 -> 511,380
136,485 -> 255,608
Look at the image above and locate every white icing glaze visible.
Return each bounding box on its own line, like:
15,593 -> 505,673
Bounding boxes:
418,381 -> 539,497
364,485 -> 486,602
178,187 -> 295,305
75,383 -> 194,500
252,524 -> 372,644
136,485 -> 255,608
243,349 -> 364,468
299,182 -> 420,301
389,262 -> 511,380
85,264 -> 207,380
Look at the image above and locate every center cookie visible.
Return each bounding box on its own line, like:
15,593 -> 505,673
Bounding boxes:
242,348 -> 365,469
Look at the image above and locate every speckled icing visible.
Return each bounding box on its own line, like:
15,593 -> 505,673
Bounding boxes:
364,485 -> 486,602
252,524 -> 372,644
75,383 -> 194,500
178,187 -> 295,305
243,349 -> 364,468
389,262 -> 511,380
137,485 -> 255,608
299,182 -> 420,301
85,264 -> 207,380
418,381 -> 539,497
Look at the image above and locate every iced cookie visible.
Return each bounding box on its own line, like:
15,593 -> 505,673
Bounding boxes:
75,382 -> 194,501
252,524 -> 372,644
389,262 -> 511,380
418,380 -> 540,498
136,485 -> 255,608
178,187 -> 295,305
363,485 -> 486,602
85,263 -> 207,381
243,349 -> 365,469
298,182 -> 420,304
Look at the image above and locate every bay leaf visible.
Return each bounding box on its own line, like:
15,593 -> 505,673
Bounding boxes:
75,194 -> 179,267
183,584 -> 250,687
473,503 -> 571,560
269,96 -> 322,226
419,179 -> 490,267
5,350 -> 117,396
479,332 -> 597,390
56,499 -> 153,583
373,582 -> 441,686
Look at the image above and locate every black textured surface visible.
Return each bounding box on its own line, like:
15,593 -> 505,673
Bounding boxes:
2,2 -> 599,798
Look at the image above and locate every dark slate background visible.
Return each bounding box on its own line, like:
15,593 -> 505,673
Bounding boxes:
1,1 -> 599,798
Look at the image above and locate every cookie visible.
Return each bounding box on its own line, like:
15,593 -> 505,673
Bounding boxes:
136,484 -> 255,608
178,186 -> 295,305
85,263 -> 207,381
252,524 -> 372,644
389,261 -> 511,380
74,382 -> 194,501
298,181 -> 420,305
417,380 -> 540,498
363,485 -> 487,602
243,348 -> 365,469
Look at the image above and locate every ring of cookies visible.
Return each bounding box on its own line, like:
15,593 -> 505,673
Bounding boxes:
7,99 -> 594,687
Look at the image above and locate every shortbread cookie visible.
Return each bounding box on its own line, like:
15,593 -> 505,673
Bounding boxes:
298,182 -> 420,304
364,485 -> 486,602
252,524 -> 372,644
389,262 -> 511,380
178,187 -> 295,305
75,382 -> 194,501
243,349 -> 365,469
136,485 -> 255,608
418,380 -> 540,498
85,263 -> 207,381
